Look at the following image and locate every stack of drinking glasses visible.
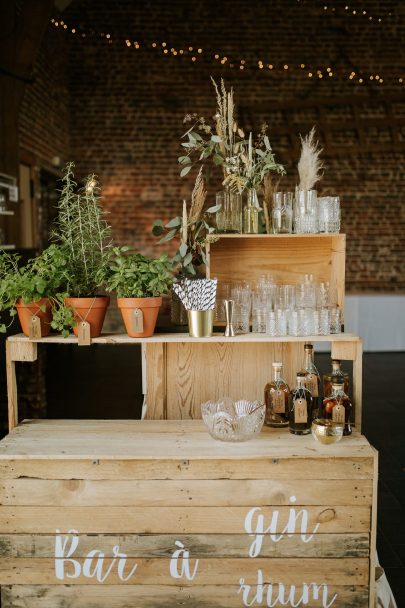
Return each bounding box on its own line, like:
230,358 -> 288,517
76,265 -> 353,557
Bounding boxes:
271,191 -> 341,235
215,275 -> 342,336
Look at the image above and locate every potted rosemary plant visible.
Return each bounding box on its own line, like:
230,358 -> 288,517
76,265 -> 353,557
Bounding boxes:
0,245 -> 68,337
51,162 -> 112,338
105,248 -> 173,338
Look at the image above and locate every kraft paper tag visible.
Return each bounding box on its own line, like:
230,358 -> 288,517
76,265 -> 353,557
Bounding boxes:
29,315 -> 41,340
78,321 -> 91,346
294,398 -> 308,423
132,308 -> 144,333
273,390 -> 285,414
305,373 -> 318,397
332,403 -> 345,423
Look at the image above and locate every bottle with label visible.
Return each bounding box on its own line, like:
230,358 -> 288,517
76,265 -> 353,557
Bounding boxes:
303,343 -> 321,418
322,376 -> 352,435
323,359 -> 350,398
264,361 -> 290,427
288,372 -> 314,435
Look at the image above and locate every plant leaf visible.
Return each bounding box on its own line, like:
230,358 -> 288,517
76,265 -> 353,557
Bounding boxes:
180,165 -> 192,177
159,228 -> 177,243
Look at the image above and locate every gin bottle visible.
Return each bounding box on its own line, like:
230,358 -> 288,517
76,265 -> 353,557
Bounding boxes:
264,362 -> 290,427
322,376 -> 352,435
289,372 -> 314,435
303,343 -> 321,418
323,359 -> 350,398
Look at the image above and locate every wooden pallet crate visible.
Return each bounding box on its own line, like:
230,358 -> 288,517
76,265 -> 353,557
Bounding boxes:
0,419 -> 377,608
206,234 -> 346,318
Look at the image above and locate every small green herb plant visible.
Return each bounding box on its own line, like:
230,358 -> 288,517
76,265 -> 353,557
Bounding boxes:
105,247 -> 173,298
0,245 -> 69,333
50,162 -> 112,334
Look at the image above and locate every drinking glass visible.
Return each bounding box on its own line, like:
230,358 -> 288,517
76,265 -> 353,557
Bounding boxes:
295,276 -> 316,308
266,311 -> 277,336
318,196 -> 341,233
293,190 -> 318,233
272,192 -> 293,234
288,310 -> 300,336
276,309 -> 288,336
276,285 -> 296,310
329,306 -> 341,334
319,308 -> 330,335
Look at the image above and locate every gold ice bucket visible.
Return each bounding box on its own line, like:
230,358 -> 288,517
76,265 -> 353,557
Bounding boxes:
187,309 -> 214,338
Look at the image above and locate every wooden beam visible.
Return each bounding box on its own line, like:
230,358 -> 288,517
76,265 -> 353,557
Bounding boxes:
0,0 -> 53,176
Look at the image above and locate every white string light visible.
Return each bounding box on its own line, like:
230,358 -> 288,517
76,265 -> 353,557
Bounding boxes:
49,18 -> 403,86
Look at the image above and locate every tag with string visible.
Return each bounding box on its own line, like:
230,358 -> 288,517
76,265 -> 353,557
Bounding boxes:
78,321 -> 91,346
132,308 -> 144,333
29,315 -> 41,339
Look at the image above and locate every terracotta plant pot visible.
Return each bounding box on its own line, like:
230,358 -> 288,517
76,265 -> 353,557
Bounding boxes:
65,296 -> 110,338
15,298 -> 52,338
118,297 -> 162,338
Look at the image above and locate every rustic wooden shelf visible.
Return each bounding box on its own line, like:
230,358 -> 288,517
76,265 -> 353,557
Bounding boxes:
0,419 -> 377,608
6,332 -> 363,432
8,331 -> 360,345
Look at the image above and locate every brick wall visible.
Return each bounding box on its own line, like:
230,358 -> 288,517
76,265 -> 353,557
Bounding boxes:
21,0 -> 405,291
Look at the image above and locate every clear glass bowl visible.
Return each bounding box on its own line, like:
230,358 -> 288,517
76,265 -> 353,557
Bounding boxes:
201,398 -> 265,442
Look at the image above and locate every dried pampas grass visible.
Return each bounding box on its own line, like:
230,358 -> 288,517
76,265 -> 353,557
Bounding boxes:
298,127 -> 324,191
188,166 -> 207,225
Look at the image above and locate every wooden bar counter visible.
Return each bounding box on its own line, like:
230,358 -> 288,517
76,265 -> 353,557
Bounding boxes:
0,419 -> 377,607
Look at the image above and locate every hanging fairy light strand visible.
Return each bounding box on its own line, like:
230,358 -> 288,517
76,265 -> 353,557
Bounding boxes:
322,3 -> 393,23
49,18 -> 404,86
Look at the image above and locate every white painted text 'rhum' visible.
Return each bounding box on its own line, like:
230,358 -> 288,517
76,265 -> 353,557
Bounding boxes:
239,570 -> 338,608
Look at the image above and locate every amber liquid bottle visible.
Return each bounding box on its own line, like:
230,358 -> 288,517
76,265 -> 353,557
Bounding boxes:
264,362 -> 290,428
322,376 -> 352,435
323,359 -> 350,398
289,372 -> 315,435
303,343 -> 321,419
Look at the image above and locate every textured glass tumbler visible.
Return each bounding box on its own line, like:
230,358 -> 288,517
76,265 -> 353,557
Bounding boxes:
294,190 -> 318,233
318,196 -> 341,233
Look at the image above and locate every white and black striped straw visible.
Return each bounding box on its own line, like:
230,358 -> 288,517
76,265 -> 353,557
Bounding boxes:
173,278 -> 217,311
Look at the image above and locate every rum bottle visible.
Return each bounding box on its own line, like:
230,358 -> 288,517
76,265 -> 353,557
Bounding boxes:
303,343 -> 321,418
323,359 -> 350,398
322,376 -> 352,435
289,372 -> 315,435
264,361 -> 290,427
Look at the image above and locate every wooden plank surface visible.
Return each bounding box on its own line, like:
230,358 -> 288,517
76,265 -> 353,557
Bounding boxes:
0,533 -> 370,558
1,584 -> 370,607
0,557 -> 369,585
0,420 -> 374,461
7,332 -> 360,345
0,478 -> 373,506
0,456 -> 375,480
0,505 -> 370,533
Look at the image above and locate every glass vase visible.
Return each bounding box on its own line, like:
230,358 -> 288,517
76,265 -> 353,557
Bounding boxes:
272,192 -> 293,234
293,189 -> 318,233
243,189 -> 260,234
215,190 -> 242,233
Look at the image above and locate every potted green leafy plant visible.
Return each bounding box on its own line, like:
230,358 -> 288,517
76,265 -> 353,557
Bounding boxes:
104,247 -> 173,337
0,245 -> 68,337
51,162 -> 112,338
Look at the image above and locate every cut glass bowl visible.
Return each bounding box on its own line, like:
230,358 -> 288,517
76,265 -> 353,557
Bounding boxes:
201,397 -> 265,442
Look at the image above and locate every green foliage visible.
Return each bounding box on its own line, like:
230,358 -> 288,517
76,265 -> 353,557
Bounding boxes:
152,205 -> 219,278
0,245 -> 69,333
52,162 -> 112,297
49,294 -> 75,338
105,247 -> 173,298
